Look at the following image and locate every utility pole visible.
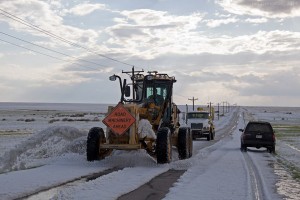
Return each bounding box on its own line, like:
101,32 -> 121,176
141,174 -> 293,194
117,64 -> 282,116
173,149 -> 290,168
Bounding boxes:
226,102 -> 229,113
222,101 -> 226,116
185,104 -> 188,124
188,97 -> 198,111
122,66 -> 144,99
207,102 -> 213,116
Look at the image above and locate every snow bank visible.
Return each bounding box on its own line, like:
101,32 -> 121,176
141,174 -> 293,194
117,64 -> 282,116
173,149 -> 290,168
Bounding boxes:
138,119 -> 156,139
0,126 -> 87,173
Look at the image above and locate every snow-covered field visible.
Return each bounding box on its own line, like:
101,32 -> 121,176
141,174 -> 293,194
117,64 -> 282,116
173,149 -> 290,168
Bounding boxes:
0,103 -> 299,200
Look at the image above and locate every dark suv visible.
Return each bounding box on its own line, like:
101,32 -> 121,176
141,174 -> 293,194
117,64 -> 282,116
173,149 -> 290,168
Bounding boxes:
239,121 -> 276,153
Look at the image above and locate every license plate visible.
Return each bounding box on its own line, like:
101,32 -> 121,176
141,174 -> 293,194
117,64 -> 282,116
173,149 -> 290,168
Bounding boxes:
256,135 -> 262,139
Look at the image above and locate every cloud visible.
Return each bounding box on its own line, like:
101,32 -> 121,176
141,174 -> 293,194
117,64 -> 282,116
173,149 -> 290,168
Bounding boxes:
228,68 -> 300,98
0,0 -> 99,47
98,8 -> 300,59
218,0 -> 300,18
245,17 -> 268,24
205,17 -> 239,27
120,9 -> 204,30
171,66 -> 300,106
105,21 -> 300,60
0,63 -> 86,87
67,3 -> 107,16
103,9 -> 205,59
1,1 -> 300,106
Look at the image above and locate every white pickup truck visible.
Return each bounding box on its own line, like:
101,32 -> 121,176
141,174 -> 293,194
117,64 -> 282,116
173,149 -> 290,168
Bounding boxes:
186,109 -> 215,141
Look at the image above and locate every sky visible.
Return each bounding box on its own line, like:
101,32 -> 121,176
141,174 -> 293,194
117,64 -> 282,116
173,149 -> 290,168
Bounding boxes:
0,0 -> 300,107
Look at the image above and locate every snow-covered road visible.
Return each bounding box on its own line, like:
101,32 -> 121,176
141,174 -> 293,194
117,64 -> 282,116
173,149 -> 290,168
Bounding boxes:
0,106 -> 299,200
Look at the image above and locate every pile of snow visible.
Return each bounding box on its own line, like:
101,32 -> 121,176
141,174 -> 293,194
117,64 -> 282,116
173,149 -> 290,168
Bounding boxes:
138,119 -> 156,139
102,150 -> 159,168
0,126 -> 87,173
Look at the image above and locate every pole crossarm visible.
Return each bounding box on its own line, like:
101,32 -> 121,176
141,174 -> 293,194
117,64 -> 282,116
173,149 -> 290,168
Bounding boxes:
188,97 -> 198,111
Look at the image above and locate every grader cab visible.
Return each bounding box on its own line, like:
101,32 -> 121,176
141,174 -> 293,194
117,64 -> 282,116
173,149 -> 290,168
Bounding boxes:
86,68 -> 193,164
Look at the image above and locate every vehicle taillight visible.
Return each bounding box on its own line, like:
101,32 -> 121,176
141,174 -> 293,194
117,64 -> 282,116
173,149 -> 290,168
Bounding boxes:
273,133 -> 276,141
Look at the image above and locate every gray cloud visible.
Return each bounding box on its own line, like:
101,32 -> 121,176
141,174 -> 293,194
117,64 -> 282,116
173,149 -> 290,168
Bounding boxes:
239,0 -> 299,14
227,68 -> 300,97
107,25 -> 148,38
218,0 -> 300,18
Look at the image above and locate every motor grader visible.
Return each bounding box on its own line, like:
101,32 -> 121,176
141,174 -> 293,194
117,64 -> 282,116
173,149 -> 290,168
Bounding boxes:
86,68 -> 192,164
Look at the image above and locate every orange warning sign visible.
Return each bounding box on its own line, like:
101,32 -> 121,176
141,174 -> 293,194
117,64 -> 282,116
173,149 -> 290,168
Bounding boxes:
102,103 -> 136,135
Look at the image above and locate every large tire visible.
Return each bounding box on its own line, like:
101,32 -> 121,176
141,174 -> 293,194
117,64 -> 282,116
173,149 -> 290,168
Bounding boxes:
178,127 -> 190,160
87,127 -> 105,161
240,143 -> 247,152
156,127 -> 172,164
207,132 -> 211,141
188,128 -> 193,158
269,145 -> 275,154
211,129 -> 215,140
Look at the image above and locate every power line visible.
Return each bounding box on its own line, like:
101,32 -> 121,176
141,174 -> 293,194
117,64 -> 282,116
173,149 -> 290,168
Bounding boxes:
0,38 -> 103,72
0,31 -> 110,69
0,8 -> 135,67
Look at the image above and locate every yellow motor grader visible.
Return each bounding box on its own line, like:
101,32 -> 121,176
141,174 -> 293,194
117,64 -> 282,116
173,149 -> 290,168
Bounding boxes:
86,68 -> 192,164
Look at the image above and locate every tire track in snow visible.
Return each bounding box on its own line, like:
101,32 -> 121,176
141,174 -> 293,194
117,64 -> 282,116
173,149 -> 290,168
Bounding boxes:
118,170 -> 185,200
240,108 -> 271,200
53,167 -> 169,200
242,152 -> 264,200
20,167 -> 122,200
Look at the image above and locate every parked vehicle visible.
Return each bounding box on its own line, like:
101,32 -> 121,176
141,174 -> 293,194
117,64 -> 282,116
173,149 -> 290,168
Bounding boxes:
239,121 -> 276,153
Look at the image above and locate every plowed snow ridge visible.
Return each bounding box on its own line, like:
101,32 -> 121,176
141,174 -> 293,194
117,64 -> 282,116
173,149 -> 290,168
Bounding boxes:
0,126 -> 86,173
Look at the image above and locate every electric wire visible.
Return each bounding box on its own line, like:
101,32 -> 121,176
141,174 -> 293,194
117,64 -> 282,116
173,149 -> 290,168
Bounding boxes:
0,38 -> 102,72
0,8 -> 135,68
0,31 -> 110,69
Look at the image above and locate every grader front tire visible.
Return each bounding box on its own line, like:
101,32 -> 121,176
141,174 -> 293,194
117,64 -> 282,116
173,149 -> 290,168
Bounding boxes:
86,127 -> 105,161
156,127 -> 172,164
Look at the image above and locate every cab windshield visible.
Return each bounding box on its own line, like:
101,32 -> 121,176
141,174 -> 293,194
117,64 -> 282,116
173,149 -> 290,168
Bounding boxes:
132,78 -> 172,106
187,112 -> 209,119
144,84 -> 168,105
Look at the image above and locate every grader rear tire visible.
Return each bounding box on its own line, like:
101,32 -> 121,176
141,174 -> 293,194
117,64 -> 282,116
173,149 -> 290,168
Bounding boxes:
156,127 -> 172,164
178,127 -> 189,160
207,132 -> 211,141
87,127 -> 105,161
188,129 -> 193,158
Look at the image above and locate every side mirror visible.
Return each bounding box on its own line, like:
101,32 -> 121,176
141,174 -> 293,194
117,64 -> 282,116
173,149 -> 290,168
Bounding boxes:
125,85 -> 130,97
239,129 -> 244,132
109,75 -> 117,81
